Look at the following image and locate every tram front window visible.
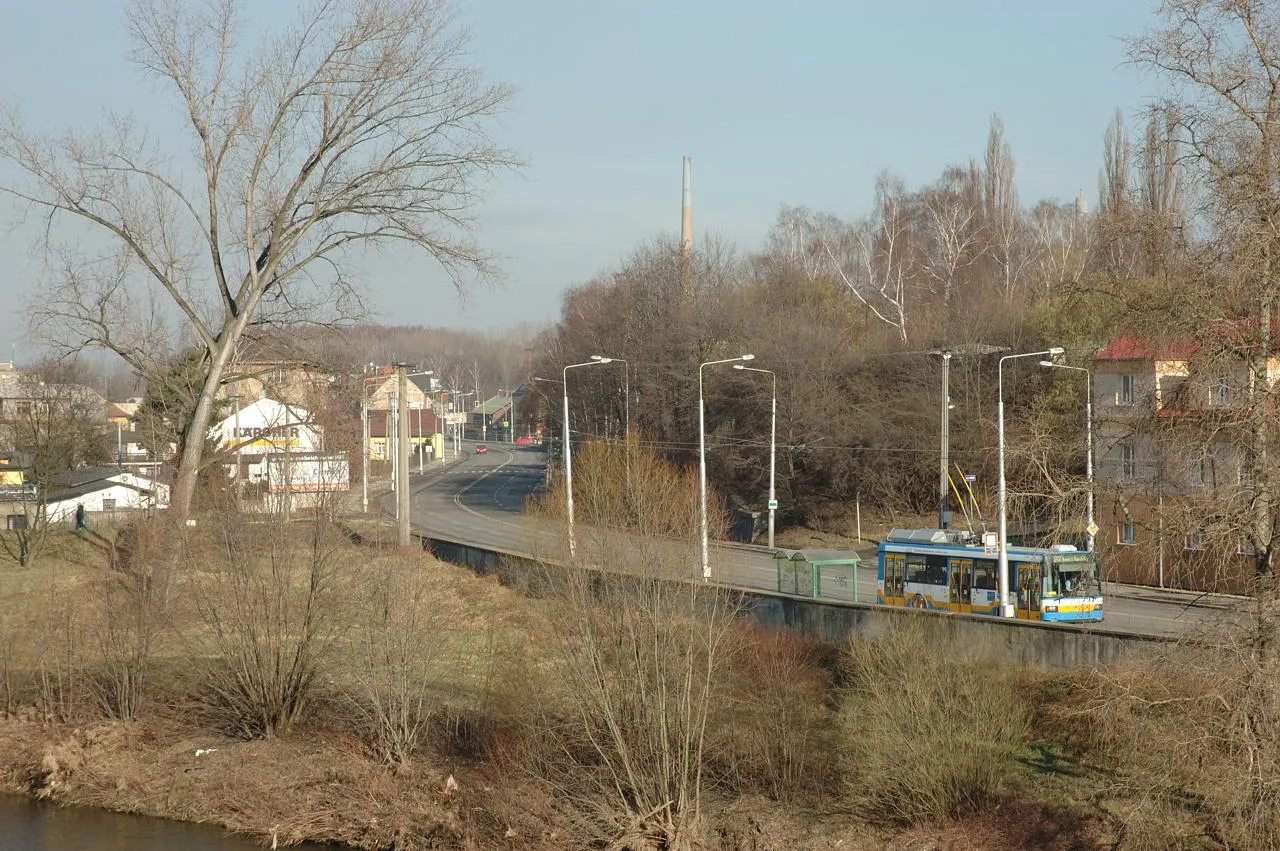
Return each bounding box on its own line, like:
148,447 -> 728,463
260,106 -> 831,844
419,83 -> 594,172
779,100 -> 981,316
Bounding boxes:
1050,558 -> 1101,597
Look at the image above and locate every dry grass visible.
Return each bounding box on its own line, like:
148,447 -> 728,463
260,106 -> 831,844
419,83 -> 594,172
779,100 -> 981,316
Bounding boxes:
839,617 -> 1031,825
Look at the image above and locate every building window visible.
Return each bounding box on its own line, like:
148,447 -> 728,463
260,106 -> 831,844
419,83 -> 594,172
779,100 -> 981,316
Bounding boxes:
6,514 -> 26,531
1121,443 -> 1137,482
102,498 -> 116,511
1241,451 -> 1256,489
1192,453 -> 1216,488
1210,376 -> 1229,407
1117,374 -> 1135,406
1185,533 -> 1206,551
1119,522 -> 1136,545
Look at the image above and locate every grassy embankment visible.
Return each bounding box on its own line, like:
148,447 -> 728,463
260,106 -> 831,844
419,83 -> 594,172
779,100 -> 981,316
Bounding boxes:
0,517 -> 1268,850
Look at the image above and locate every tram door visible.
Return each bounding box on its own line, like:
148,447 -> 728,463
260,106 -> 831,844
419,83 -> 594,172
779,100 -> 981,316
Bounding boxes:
949,558 -> 973,614
882,552 -> 906,607
1016,562 -> 1042,619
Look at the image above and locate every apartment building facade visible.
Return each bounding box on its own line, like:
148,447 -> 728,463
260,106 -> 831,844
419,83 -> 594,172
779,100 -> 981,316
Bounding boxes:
1093,335 -> 1270,592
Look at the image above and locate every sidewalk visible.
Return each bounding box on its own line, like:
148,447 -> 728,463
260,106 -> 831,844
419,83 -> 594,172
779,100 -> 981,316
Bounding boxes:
1102,580 -> 1248,610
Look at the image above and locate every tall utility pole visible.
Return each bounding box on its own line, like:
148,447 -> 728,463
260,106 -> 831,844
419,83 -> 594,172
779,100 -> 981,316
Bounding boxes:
939,350 -> 952,529
396,364 -> 411,547
929,343 -> 1006,530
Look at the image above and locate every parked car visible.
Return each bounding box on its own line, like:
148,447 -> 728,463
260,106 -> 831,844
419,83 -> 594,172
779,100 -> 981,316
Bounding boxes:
514,436 -> 534,445
474,445 -> 488,455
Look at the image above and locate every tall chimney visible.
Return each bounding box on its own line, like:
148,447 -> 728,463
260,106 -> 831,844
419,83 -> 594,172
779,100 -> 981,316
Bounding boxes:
680,155 -> 692,258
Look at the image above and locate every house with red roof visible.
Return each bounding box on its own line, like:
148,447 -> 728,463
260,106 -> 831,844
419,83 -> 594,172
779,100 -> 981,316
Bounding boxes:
1092,333 -> 1271,592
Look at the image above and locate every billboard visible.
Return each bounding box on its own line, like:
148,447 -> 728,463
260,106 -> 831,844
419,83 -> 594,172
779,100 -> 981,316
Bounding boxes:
266,452 -> 351,493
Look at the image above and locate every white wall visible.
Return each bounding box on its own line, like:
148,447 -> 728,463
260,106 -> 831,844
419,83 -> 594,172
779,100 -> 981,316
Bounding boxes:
45,483 -> 162,523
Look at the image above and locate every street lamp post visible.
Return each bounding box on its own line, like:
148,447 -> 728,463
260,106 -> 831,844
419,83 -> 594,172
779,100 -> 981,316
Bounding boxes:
405,371 -> 434,474
358,375 -> 386,514
735,364 -> 777,549
394,363 -> 415,547
452,391 -> 474,457
562,358 -> 615,558
997,347 -> 1064,616
1040,360 -> 1094,553
701,354 -> 754,579
938,351 -> 952,529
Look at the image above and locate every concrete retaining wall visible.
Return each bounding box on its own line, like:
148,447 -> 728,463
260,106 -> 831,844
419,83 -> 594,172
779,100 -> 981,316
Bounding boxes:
424,536 -> 1166,668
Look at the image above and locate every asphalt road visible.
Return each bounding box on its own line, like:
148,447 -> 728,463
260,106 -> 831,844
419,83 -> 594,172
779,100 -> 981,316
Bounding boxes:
404,444 -> 1241,640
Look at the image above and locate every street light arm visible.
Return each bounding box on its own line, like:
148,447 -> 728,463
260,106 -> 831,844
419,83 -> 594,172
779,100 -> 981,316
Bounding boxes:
699,354 -> 754,579
1040,360 -> 1095,553
734,363 -> 778,548
996,346 -> 1064,617
559,357 -> 625,559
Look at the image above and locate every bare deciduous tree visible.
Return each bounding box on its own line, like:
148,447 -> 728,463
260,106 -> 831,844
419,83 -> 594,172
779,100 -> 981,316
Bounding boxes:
920,163 -> 984,308
982,115 -> 1028,300
821,173 -> 915,343
0,0 -> 518,520
1128,2 -> 1280,837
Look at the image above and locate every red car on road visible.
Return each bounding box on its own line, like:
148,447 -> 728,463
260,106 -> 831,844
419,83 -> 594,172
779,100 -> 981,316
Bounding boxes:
474,445 -> 488,455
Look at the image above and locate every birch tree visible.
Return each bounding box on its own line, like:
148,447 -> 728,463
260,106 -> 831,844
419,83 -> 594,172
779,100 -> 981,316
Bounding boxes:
920,163 -> 984,308
821,173 -> 915,343
0,0 -> 518,520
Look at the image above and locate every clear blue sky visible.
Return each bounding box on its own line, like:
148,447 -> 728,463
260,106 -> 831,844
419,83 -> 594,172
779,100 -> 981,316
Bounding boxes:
0,1 -> 1160,357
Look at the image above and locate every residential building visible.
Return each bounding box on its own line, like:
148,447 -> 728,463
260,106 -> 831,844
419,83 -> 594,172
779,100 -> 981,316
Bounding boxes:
219,360 -> 335,408
213,397 -> 323,483
37,465 -> 169,525
363,369 -> 441,411
1093,335 -> 1267,592
365,409 -> 439,461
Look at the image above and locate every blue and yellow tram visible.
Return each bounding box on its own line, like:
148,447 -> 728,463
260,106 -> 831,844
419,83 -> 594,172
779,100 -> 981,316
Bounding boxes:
876,528 -> 1103,623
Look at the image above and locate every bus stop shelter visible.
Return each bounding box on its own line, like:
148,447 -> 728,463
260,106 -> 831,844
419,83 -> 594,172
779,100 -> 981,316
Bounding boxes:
774,548 -> 861,603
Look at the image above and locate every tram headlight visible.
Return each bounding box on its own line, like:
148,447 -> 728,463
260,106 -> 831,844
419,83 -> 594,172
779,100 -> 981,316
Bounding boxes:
1043,604 -> 1058,613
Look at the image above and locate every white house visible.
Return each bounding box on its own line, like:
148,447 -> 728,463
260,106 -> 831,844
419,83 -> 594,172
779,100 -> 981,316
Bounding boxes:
42,466 -> 170,523
214,397 -> 323,483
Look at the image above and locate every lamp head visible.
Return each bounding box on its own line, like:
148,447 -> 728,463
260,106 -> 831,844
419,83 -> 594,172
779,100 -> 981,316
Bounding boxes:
1038,360 -> 1055,368
733,364 -> 746,370
741,354 -> 755,361
1047,346 -> 1065,357
590,355 -> 612,363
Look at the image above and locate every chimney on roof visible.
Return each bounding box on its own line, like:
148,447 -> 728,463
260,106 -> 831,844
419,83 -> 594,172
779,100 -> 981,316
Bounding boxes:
679,156 -> 693,297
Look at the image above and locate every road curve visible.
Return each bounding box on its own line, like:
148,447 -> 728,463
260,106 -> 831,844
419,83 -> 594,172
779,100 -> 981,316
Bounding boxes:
405,444 -> 1238,640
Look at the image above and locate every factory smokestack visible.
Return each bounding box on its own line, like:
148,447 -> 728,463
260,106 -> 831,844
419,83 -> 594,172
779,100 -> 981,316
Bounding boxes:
680,156 -> 692,258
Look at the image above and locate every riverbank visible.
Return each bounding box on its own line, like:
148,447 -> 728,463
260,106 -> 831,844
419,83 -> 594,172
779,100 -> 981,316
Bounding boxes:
0,711 -> 489,848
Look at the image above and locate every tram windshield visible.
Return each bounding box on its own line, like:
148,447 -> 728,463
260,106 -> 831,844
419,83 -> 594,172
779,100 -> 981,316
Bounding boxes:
1048,553 -> 1102,597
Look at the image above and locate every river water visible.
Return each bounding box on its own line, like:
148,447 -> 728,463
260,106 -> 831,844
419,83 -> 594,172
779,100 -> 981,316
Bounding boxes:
0,794 -> 334,850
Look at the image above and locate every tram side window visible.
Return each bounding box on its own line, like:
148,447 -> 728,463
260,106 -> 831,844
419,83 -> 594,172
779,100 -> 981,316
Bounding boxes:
974,559 -> 997,591
906,554 -> 929,584
926,554 -> 948,585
